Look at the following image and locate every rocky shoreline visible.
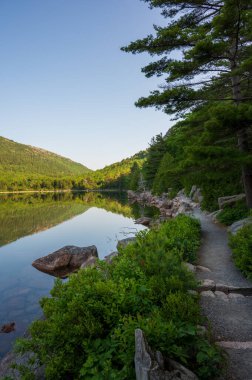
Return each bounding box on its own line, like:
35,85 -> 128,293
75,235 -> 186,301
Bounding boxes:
128,190 -> 197,221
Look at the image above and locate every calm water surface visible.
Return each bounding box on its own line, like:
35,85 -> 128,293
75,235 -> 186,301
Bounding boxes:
0,192 -> 151,357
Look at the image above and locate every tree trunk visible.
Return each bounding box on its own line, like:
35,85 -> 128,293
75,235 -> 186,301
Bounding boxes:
231,69 -> 252,208
236,127 -> 252,208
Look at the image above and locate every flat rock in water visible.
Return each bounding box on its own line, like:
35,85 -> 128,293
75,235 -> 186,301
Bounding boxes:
1,322 -> 15,333
32,245 -> 98,278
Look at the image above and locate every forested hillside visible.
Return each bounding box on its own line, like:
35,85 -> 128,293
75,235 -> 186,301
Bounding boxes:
92,151 -> 146,189
0,136 -> 91,191
0,136 -> 146,192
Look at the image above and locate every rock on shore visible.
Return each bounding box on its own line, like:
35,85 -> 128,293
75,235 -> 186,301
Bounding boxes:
128,190 -> 196,220
32,245 -> 98,278
135,329 -> 198,380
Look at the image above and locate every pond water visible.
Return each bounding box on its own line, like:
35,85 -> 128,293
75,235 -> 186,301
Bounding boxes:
0,191 -> 155,358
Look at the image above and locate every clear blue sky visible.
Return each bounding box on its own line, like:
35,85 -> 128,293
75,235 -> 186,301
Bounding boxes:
0,0 -> 172,170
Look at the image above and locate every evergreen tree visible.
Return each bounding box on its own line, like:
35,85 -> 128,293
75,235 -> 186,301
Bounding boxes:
152,152 -> 182,194
143,134 -> 167,188
149,104 -> 245,209
123,0 -> 252,207
129,162 -> 141,190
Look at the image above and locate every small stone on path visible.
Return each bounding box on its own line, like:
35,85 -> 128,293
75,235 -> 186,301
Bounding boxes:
200,290 -> 215,298
215,291 -> 229,302
198,279 -> 215,291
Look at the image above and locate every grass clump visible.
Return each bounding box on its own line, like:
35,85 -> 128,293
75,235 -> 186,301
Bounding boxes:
216,201 -> 250,226
14,215 -> 222,379
229,223 -> 252,280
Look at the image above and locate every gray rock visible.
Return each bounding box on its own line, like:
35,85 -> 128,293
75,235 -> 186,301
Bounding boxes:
117,237 -> 136,250
198,279 -> 215,291
192,188 -> 203,203
135,328 -> 159,380
104,251 -> 118,263
177,189 -> 185,197
32,245 -> 98,278
200,290 -> 215,298
228,293 -> 245,300
209,210 -> 222,222
0,351 -> 45,380
215,283 -> 230,293
135,329 -> 198,380
159,201 -> 172,210
135,217 -> 152,226
0,331 -> 45,380
187,290 -> 198,296
215,291 -> 229,302
189,186 -> 203,203
218,193 -> 246,209
196,265 -> 211,273
166,358 -> 198,380
80,255 -> 97,269
127,190 -> 137,199
184,262 -> 196,273
189,185 -> 197,199
228,217 -> 252,235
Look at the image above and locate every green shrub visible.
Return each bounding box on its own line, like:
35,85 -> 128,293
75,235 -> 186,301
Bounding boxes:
15,216 -> 222,379
229,224 -> 252,280
217,201 -> 250,226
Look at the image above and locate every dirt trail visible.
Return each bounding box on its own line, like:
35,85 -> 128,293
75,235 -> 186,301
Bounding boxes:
194,209 -> 252,380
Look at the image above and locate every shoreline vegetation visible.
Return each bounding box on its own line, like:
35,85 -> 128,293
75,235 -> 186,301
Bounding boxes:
0,188 -> 125,195
11,215 -> 223,379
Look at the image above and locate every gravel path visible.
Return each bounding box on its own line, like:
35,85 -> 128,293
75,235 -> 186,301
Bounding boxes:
194,209 -> 251,287
194,209 -> 252,380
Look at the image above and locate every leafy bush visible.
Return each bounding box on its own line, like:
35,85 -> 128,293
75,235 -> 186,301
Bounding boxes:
229,224 -> 252,280
217,201 -> 250,226
15,216 -> 222,379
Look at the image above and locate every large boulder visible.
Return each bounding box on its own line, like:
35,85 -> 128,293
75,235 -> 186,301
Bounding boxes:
32,245 -> 98,278
218,194 -> 246,209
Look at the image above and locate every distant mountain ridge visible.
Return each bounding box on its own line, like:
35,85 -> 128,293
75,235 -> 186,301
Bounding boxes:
0,136 -> 147,192
0,136 -> 91,179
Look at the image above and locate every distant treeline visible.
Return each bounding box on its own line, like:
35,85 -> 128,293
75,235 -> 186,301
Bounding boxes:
0,151 -> 146,192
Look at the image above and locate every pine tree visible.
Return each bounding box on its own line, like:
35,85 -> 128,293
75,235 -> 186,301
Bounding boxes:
122,0 -> 252,207
129,162 -> 141,190
143,134 -> 167,188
